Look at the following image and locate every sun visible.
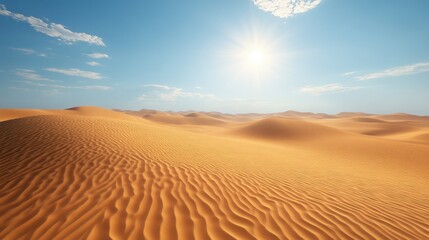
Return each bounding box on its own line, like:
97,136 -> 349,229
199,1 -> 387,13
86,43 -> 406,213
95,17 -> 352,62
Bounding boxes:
247,49 -> 266,65
223,28 -> 281,82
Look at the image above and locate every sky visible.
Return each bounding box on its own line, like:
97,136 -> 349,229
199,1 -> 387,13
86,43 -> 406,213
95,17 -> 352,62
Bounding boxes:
1,0 -> 428,115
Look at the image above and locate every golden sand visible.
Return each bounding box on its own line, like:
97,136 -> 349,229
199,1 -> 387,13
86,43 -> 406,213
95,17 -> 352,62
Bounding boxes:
1,107 -> 428,239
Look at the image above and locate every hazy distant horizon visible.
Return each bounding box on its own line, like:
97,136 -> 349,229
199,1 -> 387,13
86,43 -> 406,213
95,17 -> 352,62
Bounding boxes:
2,105 -> 428,117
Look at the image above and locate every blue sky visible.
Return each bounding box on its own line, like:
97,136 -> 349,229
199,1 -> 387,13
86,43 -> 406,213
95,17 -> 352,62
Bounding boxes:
1,0 -> 428,114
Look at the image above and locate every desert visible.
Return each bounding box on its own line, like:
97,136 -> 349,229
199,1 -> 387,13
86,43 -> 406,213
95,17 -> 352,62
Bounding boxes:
1,106 -> 428,239
2,1 -> 429,239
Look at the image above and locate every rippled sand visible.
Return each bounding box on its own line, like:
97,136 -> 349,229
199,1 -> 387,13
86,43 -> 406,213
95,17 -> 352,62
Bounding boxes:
1,107 -> 428,239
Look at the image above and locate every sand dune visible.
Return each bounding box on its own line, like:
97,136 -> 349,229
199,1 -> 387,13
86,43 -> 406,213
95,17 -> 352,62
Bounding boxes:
316,115 -> 429,145
320,117 -> 418,136
232,117 -> 344,141
275,110 -> 334,119
0,108 -> 54,122
336,112 -> 373,118
414,133 -> 429,142
0,106 -> 142,123
346,117 -> 387,123
376,113 -> 429,122
1,107 -> 428,240
143,112 -> 226,126
120,109 -> 170,118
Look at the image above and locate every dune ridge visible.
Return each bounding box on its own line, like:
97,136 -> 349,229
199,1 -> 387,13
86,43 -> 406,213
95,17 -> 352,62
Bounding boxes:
1,108 -> 428,240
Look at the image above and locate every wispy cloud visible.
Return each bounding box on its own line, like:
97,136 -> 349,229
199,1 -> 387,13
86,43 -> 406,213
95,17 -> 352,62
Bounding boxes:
300,83 -> 361,95
45,68 -> 104,80
86,53 -> 109,59
22,80 -> 111,90
141,84 -> 217,101
11,47 -> 47,57
253,0 -> 322,18
15,69 -> 53,81
0,4 -> 104,46
143,84 -> 175,90
11,47 -> 33,55
342,71 -> 357,76
86,61 -> 101,67
356,62 -> 429,80
10,86 -> 62,95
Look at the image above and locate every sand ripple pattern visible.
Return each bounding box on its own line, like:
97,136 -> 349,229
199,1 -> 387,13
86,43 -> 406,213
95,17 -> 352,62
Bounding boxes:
1,115 -> 428,240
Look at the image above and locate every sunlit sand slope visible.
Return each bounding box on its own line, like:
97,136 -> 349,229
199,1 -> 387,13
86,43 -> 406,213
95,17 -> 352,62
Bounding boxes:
0,106 -> 141,123
0,111 -> 428,239
317,115 -> 429,145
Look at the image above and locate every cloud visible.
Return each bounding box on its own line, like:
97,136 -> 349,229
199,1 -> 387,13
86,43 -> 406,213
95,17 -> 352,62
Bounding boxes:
45,68 -> 104,80
342,71 -> 357,76
11,47 -> 47,57
300,83 -> 361,95
15,69 -> 52,81
142,84 -> 217,101
86,53 -> 109,59
0,4 -> 104,46
137,94 -> 147,101
356,62 -> 429,80
10,86 -> 62,95
86,61 -> 101,66
22,80 -> 111,90
143,84 -> 175,90
253,0 -> 322,18
11,47 -> 34,55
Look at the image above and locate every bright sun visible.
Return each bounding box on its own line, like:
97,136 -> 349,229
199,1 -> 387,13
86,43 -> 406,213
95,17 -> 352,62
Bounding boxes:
248,49 -> 266,65
228,34 -> 279,81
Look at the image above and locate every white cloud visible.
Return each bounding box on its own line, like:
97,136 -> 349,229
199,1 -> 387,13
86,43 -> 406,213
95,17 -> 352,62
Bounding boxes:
11,47 -> 34,55
142,84 -> 217,101
138,94 -> 147,101
0,4 -> 104,46
86,61 -> 101,66
45,68 -> 104,80
300,83 -> 361,95
356,62 -> 429,80
11,47 -> 47,57
15,69 -> 51,81
342,71 -> 357,76
253,0 -> 322,18
143,84 -> 175,90
86,53 -> 109,59
80,85 -> 111,90
22,80 -> 111,90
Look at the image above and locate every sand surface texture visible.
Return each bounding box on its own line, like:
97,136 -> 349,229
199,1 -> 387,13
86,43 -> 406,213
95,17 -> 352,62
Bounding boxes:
1,107 -> 428,239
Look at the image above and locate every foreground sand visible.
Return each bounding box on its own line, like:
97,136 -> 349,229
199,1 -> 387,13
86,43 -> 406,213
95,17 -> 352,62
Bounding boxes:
1,107 -> 428,239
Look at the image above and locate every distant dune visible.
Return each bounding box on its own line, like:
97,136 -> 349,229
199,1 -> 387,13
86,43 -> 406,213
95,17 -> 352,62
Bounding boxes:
232,117 -> 344,141
376,113 -> 429,122
143,112 -> 226,126
1,107 -> 428,239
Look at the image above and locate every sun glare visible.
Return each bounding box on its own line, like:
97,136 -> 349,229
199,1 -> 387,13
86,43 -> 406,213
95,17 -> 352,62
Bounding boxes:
224,27 -> 282,82
248,49 -> 266,65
